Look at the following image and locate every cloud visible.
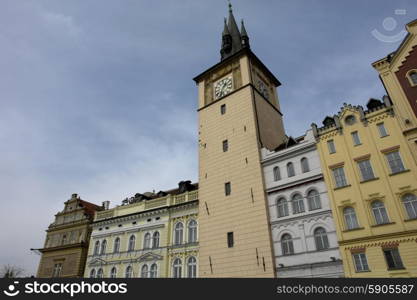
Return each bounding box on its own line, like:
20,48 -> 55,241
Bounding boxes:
0,0 -> 416,275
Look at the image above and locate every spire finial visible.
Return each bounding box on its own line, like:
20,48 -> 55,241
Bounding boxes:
228,0 -> 232,13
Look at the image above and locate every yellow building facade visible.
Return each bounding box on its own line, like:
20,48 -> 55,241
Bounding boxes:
83,182 -> 199,278
372,20 -> 417,165
312,99 -> 417,277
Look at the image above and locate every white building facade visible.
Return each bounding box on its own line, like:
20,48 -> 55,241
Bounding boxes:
262,130 -> 344,277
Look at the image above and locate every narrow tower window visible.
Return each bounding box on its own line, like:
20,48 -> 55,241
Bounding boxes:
225,182 -> 231,196
227,232 -> 234,248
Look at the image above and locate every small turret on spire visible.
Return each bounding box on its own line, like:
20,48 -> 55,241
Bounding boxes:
240,19 -> 250,48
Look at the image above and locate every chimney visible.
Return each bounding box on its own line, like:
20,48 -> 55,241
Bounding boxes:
102,201 -> 110,210
71,193 -> 78,199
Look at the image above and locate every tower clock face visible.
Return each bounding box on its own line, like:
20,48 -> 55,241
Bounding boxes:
257,80 -> 269,100
214,76 -> 233,99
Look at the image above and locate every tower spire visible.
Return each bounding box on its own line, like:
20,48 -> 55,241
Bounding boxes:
240,19 -> 250,48
220,1 -> 245,61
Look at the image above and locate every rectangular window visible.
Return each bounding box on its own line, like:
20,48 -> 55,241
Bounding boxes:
220,104 -> 226,115
351,131 -> 361,146
52,263 -> 63,277
222,140 -> 228,152
227,232 -> 234,248
225,182 -> 231,196
383,248 -> 404,270
377,123 -> 388,137
357,159 -> 375,181
332,167 -> 348,188
327,140 -> 336,154
352,253 -> 370,272
385,151 -> 405,174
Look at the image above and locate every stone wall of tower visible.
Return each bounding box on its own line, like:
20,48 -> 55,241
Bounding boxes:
198,83 -> 276,277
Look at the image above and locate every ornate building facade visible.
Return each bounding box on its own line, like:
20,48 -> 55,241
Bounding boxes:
84,181 -> 198,278
372,20 -> 417,165
312,98 -> 417,277
194,4 -> 285,277
262,130 -> 344,277
35,194 -> 102,277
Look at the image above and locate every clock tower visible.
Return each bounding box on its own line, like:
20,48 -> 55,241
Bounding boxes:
194,4 -> 285,277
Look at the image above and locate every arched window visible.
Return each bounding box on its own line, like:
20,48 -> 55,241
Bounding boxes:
113,237 -> 120,253
281,234 -> 294,255
276,198 -> 289,217
409,70 -> 417,85
287,162 -> 295,177
152,232 -> 160,248
301,157 -> 310,173
125,266 -> 133,278
187,256 -> 197,278
90,269 -> 96,278
100,239 -> 107,255
343,207 -> 359,230
141,265 -> 148,278
402,193 -> 417,220
143,233 -> 151,249
110,267 -> 117,278
128,235 -> 136,252
173,258 -> 182,278
371,201 -> 389,225
292,194 -> 305,214
307,189 -> 321,210
150,264 -> 158,278
314,227 -> 329,250
273,166 -> 281,181
97,268 -> 104,278
174,223 -> 184,245
188,220 -> 197,243
93,241 -> 100,255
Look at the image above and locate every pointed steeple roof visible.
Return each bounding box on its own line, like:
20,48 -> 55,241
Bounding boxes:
220,1 -> 246,60
240,19 -> 250,48
222,18 -> 230,36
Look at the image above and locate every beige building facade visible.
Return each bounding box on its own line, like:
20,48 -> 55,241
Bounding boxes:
35,194 -> 102,278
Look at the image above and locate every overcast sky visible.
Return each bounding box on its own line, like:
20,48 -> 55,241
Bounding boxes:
0,0 -> 416,276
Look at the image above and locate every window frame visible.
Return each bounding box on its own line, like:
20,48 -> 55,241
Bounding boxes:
291,193 -> 305,214
402,193 -> 417,220
371,200 -> 390,225
172,258 -> 182,278
385,151 -> 406,174
188,220 -> 198,243
281,234 -> 294,256
332,166 -> 348,188
187,256 -> 197,278
307,189 -> 321,211
357,159 -> 375,181
352,252 -> 370,272
343,206 -> 359,230
276,198 -> 289,218
314,227 -> 330,251
327,140 -> 336,154
225,182 -> 231,196
377,123 -> 388,137
273,166 -> 281,181
286,162 -> 295,177
227,232 -> 234,248
301,157 -> 310,173
174,222 -> 184,245
383,248 -> 405,270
